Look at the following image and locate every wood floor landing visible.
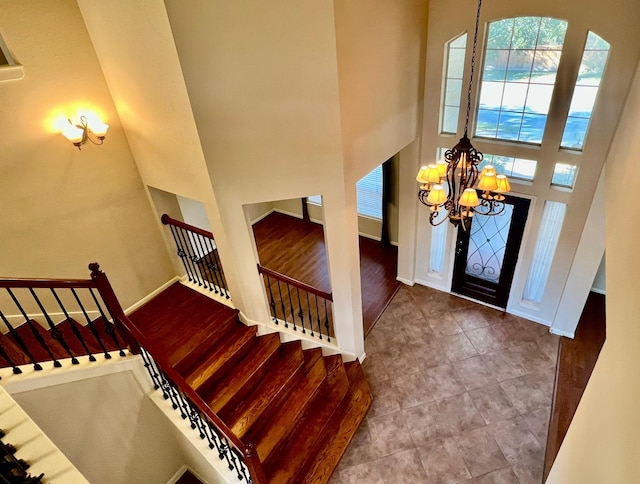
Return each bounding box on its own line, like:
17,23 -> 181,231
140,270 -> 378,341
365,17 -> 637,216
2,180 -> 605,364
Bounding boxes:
253,212 -> 400,335
544,291 -> 606,477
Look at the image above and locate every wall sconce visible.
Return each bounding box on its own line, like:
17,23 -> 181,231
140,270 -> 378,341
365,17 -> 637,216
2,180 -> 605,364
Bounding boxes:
61,115 -> 109,150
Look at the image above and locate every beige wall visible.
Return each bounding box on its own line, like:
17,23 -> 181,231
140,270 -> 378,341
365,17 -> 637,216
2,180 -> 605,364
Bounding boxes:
0,0 -> 173,307
546,60 -> 640,484
12,369 -> 183,484
334,0 -> 427,184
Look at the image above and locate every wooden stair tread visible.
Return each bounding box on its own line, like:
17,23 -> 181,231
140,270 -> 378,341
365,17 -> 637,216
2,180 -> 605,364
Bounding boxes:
80,316 -> 122,353
249,348 -> 327,463
0,332 -> 30,367
299,361 -> 373,483
54,318 -> 111,358
264,355 -> 350,483
14,321 -> 67,362
182,324 -> 257,392
204,332 -> 281,414
222,341 -> 305,439
172,310 -> 238,372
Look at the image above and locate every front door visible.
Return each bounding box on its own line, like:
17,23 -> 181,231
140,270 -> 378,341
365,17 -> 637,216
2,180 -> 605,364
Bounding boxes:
451,194 -> 530,308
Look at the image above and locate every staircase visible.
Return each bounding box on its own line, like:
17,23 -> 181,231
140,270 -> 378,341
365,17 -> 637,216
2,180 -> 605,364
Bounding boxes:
129,282 -> 372,483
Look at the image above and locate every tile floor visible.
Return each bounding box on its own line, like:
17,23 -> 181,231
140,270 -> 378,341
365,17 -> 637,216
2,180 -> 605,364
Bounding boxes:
330,284 -> 559,484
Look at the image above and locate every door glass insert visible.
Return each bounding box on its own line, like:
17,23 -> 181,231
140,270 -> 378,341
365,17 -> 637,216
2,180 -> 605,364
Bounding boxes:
465,204 -> 514,282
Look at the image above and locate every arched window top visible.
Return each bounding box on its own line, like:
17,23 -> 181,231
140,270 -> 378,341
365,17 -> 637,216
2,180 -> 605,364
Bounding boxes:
475,16 -> 568,144
441,32 -> 468,134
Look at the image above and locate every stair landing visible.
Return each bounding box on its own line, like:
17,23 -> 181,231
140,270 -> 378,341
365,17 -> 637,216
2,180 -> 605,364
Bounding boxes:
129,282 -> 372,483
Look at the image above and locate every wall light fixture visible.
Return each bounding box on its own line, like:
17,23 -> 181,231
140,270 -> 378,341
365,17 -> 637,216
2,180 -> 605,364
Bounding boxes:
61,115 -> 109,150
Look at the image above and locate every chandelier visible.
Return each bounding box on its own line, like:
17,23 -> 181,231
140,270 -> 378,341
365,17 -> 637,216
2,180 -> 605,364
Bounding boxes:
416,0 -> 510,230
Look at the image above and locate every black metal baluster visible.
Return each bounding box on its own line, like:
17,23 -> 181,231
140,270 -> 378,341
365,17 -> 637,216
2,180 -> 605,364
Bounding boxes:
228,446 -> 244,481
264,275 -> 278,324
295,287 -> 305,334
177,227 -> 201,286
305,292 -> 314,337
28,289 -> 77,365
324,299 -> 331,342
204,237 -> 223,295
51,288 -> 95,362
219,437 -> 235,471
89,288 -> 126,357
6,289 -> 60,367
286,284 -> 297,331
71,288 -> 110,359
232,448 -> 252,483
139,348 -> 160,390
193,234 -> 211,291
204,418 -> 224,453
0,332 -> 21,374
0,309 -> 38,371
314,294 -> 322,340
210,245 -> 230,299
275,280 -> 288,328
187,400 -> 207,439
169,224 -> 193,282
199,418 -> 216,451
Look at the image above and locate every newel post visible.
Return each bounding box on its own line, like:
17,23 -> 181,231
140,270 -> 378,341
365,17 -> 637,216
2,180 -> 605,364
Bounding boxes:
244,443 -> 268,484
89,263 -> 141,355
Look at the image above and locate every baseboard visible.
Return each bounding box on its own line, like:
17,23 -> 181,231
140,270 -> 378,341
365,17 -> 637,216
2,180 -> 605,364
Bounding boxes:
549,327 -> 575,338
396,277 -> 414,286
414,277 -> 451,293
250,208 -> 276,225
273,208 -> 304,219
166,465 -> 188,484
2,310 -> 100,330
237,311 -> 359,361
178,278 -> 236,310
506,307 -> 552,327
125,277 -> 181,315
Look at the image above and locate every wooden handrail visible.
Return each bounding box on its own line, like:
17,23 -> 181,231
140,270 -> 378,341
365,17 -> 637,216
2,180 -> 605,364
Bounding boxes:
161,213 -> 214,240
257,264 -> 333,301
0,278 -> 95,289
88,263 -> 264,480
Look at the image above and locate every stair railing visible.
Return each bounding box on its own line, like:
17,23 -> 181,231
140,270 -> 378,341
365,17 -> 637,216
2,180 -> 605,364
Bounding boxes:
90,264 -> 264,483
0,272 -> 129,373
161,214 -> 230,300
0,265 -> 262,482
257,264 -> 335,343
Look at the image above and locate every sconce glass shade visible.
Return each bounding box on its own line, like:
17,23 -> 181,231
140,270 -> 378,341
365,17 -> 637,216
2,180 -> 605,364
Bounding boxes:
459,188 -> 480,207
477,172 -> 498,191
62,123 -> 84,144
89,121 -> 109,138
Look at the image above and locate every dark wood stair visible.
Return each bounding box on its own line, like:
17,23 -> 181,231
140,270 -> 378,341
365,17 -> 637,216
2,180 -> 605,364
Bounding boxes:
128,282 -> 372,483
0,316 -> 122,370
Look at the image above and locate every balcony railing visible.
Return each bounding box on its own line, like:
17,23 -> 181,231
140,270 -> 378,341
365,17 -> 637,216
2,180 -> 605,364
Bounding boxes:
257,265 -> 334,343
161,214 -> 230,300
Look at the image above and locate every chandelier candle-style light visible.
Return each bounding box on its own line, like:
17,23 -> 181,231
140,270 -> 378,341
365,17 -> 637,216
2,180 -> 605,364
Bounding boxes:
416,0 -> 510,230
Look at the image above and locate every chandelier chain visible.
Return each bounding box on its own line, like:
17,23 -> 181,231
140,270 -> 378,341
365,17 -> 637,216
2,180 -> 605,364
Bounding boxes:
465,0 -> 483,137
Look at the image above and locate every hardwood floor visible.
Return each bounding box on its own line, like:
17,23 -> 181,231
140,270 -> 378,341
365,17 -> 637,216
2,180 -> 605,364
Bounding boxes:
252,212 -> 400,336
544,291 -> 606,478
